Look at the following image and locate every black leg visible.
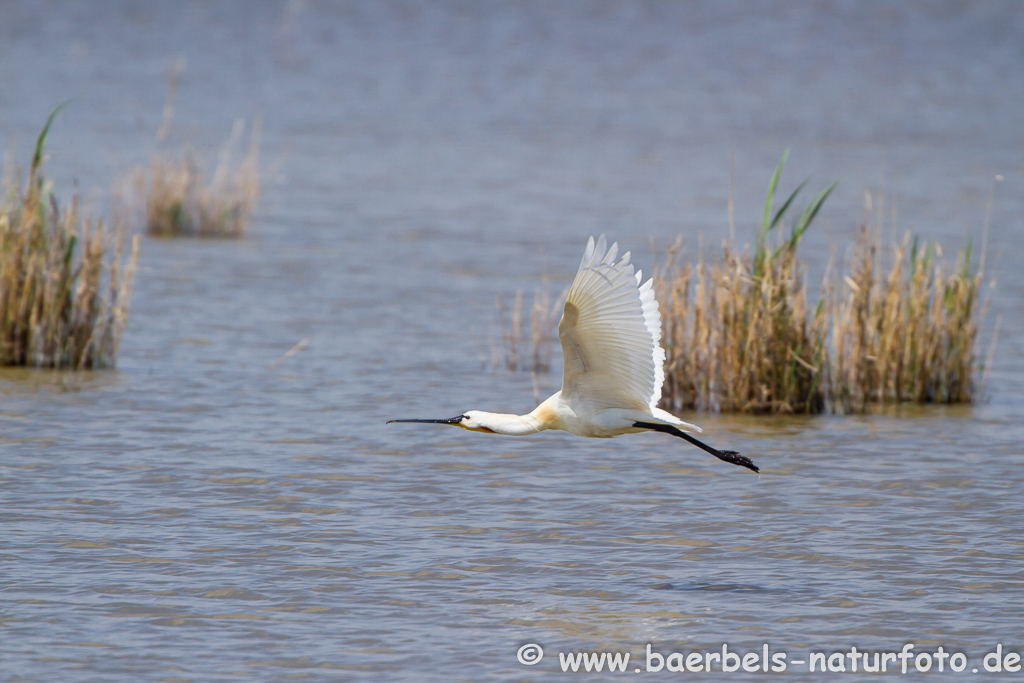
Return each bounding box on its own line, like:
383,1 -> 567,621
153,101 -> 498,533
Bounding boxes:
634,421 -> 759,473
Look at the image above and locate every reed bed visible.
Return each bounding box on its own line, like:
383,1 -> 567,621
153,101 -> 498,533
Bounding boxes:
657,154 -> 989,414
827,222 -> 985,411
488,154 -> 989,414
0,111 -> 139,369
135,118 -> 260,238
658,236 -> 830,414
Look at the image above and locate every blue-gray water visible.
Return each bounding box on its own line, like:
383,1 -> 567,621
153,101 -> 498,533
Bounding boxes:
2,2 -> 1023,680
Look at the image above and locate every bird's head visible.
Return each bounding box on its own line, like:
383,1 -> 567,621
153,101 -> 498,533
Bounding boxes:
459,411 -> 497,433
386,410 -> 496,433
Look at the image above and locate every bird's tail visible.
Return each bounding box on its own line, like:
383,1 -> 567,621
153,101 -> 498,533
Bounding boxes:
650,406 -> 702,434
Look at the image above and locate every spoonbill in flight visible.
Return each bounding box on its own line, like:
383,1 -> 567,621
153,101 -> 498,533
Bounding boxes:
388,236 -> 758,472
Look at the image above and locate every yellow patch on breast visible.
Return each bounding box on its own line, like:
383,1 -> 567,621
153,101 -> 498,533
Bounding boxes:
530,402 -> 560,430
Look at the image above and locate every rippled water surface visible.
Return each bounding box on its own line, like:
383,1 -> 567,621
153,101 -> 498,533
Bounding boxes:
2,2 -> 1023,680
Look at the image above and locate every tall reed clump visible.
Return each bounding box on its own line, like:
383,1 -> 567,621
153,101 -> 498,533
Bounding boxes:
658,152 -> 990,414
828,219 -> 985,410
658,151 -> 835,413
140,118 -> 260,238
0,110 -> 139,369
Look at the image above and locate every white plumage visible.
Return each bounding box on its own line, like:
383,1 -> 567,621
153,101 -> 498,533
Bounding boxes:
388,235 -> 758,472
560,235 -> 665,412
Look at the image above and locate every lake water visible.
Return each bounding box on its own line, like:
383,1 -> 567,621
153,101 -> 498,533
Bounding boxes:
2,1 -> 1023,680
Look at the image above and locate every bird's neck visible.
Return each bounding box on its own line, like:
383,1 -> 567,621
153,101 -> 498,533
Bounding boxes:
473,412 -> 543,436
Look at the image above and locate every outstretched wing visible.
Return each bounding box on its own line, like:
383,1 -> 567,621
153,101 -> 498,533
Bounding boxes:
558,235 -> 665,411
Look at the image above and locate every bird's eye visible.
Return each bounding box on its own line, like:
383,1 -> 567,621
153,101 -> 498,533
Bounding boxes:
460,415 -> 469,421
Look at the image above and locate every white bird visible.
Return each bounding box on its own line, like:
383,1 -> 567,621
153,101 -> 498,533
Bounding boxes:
389,236 -> 758,472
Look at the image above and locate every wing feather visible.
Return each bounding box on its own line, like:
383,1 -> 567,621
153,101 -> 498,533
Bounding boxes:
558,235 -> 666,411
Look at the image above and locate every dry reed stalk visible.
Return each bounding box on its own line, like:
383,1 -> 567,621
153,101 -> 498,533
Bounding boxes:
140,118 -> 260,238
0,110 -> 139,369
494,280 -> 562,374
